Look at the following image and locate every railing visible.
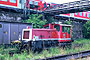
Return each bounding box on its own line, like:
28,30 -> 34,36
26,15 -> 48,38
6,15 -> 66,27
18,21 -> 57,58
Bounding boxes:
45,0 -> 90,11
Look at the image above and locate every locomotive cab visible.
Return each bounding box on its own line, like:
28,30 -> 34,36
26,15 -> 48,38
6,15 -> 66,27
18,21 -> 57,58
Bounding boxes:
43,23 -> 71,42
43,23 -> 71,47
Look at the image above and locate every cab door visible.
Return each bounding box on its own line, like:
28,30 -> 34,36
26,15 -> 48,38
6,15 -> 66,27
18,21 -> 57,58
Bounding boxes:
60,26 -> 71,42
61,26 -> 67,39
53,24 -> 60,38
10,23 -> 19,41
67,27 -> 71,38
3,23 -> 10,44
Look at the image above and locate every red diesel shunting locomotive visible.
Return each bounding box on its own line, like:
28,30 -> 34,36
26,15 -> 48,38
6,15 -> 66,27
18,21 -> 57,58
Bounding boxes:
22,23 -> 71,50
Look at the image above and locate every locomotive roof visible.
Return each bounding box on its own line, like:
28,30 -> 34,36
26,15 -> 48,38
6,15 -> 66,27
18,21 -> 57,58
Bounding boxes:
43,23 -> 71,27
51,23 -> 71,26
59,24 -> 71,26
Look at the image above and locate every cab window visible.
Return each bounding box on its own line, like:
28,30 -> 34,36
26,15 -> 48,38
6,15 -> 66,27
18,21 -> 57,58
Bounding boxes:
79,12 -> 82,16
83,13 -> 86,17
44,26 -> 49,29
19,0 -> 21,3
62,26 -> 67,32
10,0 -> 16,3
75,13 -> 78,15
68,27 -> 70,34
54,25 -> 60,32
1,0 -> 7,1
23,31 -> 29,39
87,13 -> 89,18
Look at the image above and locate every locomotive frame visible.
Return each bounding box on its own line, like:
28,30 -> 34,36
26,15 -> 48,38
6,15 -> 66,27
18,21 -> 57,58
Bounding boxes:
20,23 -> 72,51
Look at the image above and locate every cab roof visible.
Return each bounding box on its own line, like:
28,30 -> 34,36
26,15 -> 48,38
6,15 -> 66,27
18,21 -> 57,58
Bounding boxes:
43,23 -> 71,27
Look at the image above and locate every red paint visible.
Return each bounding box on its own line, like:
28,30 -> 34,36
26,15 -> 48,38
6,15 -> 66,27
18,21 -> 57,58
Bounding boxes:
0,0 -> 47,11
62,12 -> 90,20
58,40 -> 71,42
74,12 -> 90,19
63,13 -> 70,16
0,0 -> 17,6
30,24 -> 71,42
25,0 -> 47,11
34,0 -> 41,1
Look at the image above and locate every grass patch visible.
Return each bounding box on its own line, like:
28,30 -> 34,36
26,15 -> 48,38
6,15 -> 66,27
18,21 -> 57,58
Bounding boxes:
73,38 -> 90,44
0,39 -> 90,60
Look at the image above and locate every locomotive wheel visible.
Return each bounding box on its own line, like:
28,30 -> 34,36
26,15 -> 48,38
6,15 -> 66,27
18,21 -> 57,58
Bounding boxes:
31,47 -> 36,52
25,44 -> 30,53
66,43 -> 72,49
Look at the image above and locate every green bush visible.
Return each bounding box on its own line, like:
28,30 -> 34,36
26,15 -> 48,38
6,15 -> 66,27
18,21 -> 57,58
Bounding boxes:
83,20 -> 90,38
45,16 -> 55,24
22,14 -> 47,28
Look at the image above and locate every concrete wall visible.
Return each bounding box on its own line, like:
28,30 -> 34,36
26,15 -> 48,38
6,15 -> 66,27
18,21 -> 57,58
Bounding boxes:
0,9 -> 23,22
71,21 -> 83,40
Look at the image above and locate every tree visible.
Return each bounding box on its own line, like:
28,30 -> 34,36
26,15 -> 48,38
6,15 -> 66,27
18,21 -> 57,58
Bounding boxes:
22,14 -> 47,28
64,19 -> 72,25
45,16 -> 55,24
83,20 -> 90,38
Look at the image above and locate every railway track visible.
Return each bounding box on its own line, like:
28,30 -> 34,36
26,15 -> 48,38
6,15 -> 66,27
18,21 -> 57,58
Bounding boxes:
37,50 -> 90,60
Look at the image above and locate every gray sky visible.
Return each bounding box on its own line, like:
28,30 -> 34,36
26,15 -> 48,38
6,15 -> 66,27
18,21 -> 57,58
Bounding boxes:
44,0 -> 80,4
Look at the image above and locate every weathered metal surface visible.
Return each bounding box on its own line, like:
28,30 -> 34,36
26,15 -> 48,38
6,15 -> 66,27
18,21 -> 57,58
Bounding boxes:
0,21 -> 32,44
3,23 -> 10,44
0,22 -> 3,44
10,23 -> 19,41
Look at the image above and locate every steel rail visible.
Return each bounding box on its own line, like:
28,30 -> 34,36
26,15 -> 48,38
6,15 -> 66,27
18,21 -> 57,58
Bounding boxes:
36,50 -> 90,60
